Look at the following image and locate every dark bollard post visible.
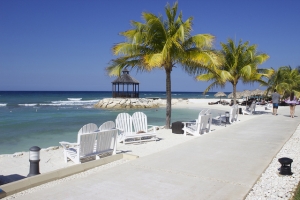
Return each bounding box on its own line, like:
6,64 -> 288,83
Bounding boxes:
27,146 -> 41,177
225,112 -> 230,127
278,157 -> 293,175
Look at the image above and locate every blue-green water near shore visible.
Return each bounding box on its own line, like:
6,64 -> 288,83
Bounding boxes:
0,91 -> 228,154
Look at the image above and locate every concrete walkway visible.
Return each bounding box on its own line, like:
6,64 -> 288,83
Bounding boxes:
15,107 -> 300,200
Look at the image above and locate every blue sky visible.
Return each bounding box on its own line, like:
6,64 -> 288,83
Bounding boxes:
1,0 -> 299,92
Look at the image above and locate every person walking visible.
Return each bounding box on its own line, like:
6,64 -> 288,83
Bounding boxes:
272,89 -> 280,115
285,91 -> 298,118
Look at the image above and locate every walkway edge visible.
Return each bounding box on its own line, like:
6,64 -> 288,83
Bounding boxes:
0,153 -> 138,199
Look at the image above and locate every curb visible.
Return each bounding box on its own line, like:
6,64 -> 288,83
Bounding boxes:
0,153 -> 138,199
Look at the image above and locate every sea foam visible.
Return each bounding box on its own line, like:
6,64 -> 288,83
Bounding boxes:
51,100 -> 99,106
19,104 -> 37,106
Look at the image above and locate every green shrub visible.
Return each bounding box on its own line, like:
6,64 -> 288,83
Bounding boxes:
292,181 -> 300,200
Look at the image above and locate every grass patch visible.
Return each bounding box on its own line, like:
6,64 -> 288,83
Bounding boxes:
292,181 -> 300,200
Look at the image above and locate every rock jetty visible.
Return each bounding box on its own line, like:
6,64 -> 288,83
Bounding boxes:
94,98 -> 187,109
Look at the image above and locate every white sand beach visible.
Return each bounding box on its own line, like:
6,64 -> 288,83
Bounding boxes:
1,99 -> 299,199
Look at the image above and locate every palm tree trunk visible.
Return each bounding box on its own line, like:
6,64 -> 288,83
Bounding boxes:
165,68 -> 171,129
233,84 -> 237,104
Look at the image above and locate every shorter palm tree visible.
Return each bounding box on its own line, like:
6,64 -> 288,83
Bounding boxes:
265,66 -> 300,97
196,38 -> 272,104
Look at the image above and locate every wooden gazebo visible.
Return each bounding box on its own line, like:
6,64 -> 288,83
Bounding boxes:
112,69 -> 140,98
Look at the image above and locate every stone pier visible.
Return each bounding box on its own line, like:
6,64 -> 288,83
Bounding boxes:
94,98 -> 187,109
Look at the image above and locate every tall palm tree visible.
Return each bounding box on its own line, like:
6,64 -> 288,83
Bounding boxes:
106,2 -> 221,128
265,66 -> 300,97
196,38 -> 272,104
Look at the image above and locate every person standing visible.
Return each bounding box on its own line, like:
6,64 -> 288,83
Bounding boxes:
272,89 -> 280,115
285,91 -> 298,118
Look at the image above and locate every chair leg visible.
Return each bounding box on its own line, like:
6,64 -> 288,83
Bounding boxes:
112,139 -> 117,155
63,151 -> 68,163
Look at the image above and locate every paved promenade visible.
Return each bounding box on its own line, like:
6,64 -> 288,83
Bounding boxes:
13,106 -> 300,200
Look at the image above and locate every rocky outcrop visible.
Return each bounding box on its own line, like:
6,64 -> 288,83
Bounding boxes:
94,98 -> 160,109
94,98 -> 189,109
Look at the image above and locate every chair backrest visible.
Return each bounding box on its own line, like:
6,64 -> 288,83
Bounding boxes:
78,123 -> 98,143
234,104 -> 239,121
132,112 -> 147,133
230,106 -> 236,123
194,113 -> 203,133
95,129 -> 118,154
199,109 -> 207,115
99,121 -> 115,131
204,109 -> 211,115
198,114 -> 212,134
249,103 -> 256,112
79,132 -> 97,157
115,113 -> 132,133
78,123 -> 98,134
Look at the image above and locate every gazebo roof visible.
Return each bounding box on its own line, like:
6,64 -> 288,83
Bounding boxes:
112,69 -> 139,84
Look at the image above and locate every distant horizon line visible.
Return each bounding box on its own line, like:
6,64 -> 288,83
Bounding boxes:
0,90 -> 232,93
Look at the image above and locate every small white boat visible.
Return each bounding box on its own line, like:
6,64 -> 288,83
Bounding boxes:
67,98 -> 82,101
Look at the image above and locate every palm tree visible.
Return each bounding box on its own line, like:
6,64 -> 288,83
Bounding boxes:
196,38 -> 272,104
106,2 -> 221,128
265,66 -> 300,97
296,65 -> 300,74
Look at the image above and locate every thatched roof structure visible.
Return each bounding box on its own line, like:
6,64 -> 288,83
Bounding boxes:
112,69 -> 139,84
111,69 -> 140,98
228,91 -> 242,99
214,91 -> 227,97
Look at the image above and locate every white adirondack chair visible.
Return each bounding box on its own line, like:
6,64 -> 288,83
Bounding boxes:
115,113 -> 134,143
77,123 -> 98,145
182,114 -> 212,136
130,112 -> 157,143
132,112 -> 157,133
219,105 -> 236,124
60,132 -> 97,164
95,129 -> 118,157
242,103 -> 256,115
99,121 -> 115,131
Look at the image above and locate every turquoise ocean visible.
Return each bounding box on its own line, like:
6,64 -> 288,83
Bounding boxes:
0,91 -> 228,154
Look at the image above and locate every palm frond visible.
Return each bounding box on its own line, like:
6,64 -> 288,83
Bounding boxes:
144,53 -> 163,68
196,72 -> 215,81
203,81 -> 226,94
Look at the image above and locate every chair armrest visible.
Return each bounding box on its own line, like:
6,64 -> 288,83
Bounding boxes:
59,142 -> 79,149
116,128 -> 124,133
182,122 -> 197,127
148,125 -> 157,133
116,127 -> 125,135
